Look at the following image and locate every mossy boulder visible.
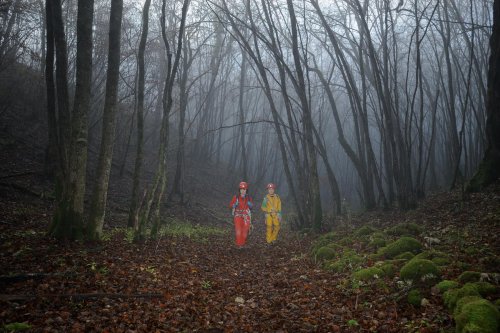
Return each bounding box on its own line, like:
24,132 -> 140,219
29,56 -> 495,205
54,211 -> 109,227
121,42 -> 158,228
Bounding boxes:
338,237 -> 354,246
414,250 -> 450,266
386,222 -> 423,237
310,233 -> 339,254
435,280 -> 460,293
355,225 -> 377,236
400,259 -> 440,285
378,263 -> 396,278
473,282 -> 498,297
458,271 -> 482,284
352,267 -> 385,281
479,256 -> 500,271
443,282 -> 496,310
394,252 -> 415,260
324,251 -> 364,273
455,298 -> 500,333
370,238 -> 386,249
315,246 -> 338,262
408,289 -> 423,306
378,237 -> 423,259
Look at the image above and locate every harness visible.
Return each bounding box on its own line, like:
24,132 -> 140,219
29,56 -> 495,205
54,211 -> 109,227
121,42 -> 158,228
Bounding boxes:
233,195 -> 252,225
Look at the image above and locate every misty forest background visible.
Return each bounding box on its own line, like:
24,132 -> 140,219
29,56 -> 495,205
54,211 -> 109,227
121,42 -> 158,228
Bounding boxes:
0,0 -> 499,241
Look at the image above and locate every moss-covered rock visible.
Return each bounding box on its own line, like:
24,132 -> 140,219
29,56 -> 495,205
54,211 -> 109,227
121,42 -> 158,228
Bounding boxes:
310,232 -> 339,255
435,280 -> 460,293
444,283 -> 482,310
352,267 -> 385,281
479,256 -> 500,271
454,296 -> 484,317
315,246 -> 338,262
408,289 -> 423,306
338,237 -> 354,246
378,263 -> 396,278
355,225 -> 377,236
394,252 -> 415,260
413,250 -> 450,266
324,251 -> 364,273
455,298 -> 500,333
377,237 -> 423,259
458,271 -> 482,284
369,237 -> 386,249
386,222 -> 423,237
400,259 -> 440,285
432,257 -> 451,266
473,281 -> 498,297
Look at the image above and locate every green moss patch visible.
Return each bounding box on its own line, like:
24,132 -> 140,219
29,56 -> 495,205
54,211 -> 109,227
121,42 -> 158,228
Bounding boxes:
378,263 -> 396,278
386,222 -> 423,237
355,225 -> 377,236
455,298 -> 500,333
378,237 -> 423,259
435,280 -> 460,293
400,259 -> 440,285
458,271 -> 482,284
413,250 -> 450,267
443,283 -> 488,310
352,267 -> 385,281
324,250 -> 364,273
315,246 -> 339,262
408,289 -> 423,306
394,251 -> 415,260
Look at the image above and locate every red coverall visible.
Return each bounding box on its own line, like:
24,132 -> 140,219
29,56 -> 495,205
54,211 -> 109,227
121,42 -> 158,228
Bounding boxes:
229,194 -> 253,247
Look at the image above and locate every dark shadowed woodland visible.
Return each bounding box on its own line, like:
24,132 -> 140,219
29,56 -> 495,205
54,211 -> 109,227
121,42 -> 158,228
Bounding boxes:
0,0 -> 500,332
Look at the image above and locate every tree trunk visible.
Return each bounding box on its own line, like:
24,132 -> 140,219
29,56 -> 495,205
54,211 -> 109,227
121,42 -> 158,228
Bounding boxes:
128,0 -> 151,229
468,0 -> 500,190
49,0 -> 93,241
87,0 -> 123,240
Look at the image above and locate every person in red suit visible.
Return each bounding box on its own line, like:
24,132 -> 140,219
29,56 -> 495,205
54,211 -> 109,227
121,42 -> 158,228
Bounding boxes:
229,181 -> 253,248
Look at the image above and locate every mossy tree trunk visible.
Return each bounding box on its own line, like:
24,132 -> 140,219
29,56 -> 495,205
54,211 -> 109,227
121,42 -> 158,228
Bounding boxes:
87,0 -> 123,240
48,0 -> 94,241
468,0 -> 500,191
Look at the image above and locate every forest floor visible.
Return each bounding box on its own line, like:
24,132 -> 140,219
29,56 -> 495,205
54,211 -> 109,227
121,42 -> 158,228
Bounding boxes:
1,182 -> 499,332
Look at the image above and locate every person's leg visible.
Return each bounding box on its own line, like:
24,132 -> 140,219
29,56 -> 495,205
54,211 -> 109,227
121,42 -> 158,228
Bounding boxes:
234,217 -> 245,247
265,214 -> 273,243
241,216 -> 250,245
271,215 -> 280,242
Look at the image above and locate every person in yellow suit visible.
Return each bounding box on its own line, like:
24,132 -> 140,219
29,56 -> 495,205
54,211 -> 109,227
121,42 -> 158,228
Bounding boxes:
261,183 -> 282,244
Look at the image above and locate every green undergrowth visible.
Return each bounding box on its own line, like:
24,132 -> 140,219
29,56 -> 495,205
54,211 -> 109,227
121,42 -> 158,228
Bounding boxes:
311,220 -> 500,332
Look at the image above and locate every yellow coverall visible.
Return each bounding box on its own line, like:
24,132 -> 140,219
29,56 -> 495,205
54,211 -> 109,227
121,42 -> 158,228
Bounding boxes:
261,194 -> 282,243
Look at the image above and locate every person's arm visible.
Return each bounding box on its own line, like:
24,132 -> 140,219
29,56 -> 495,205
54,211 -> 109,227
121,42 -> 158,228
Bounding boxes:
247,196 -> 253,210
261,196 -> 270,213
230,195 -> 238,215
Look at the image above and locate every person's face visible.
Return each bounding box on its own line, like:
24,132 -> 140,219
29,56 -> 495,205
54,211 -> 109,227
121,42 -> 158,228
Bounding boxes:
268,188 -> 275,195
240,188 -> 247,195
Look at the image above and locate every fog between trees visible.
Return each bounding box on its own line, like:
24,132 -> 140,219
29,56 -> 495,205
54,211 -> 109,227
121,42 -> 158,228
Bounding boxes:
0,0 -> 496,239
